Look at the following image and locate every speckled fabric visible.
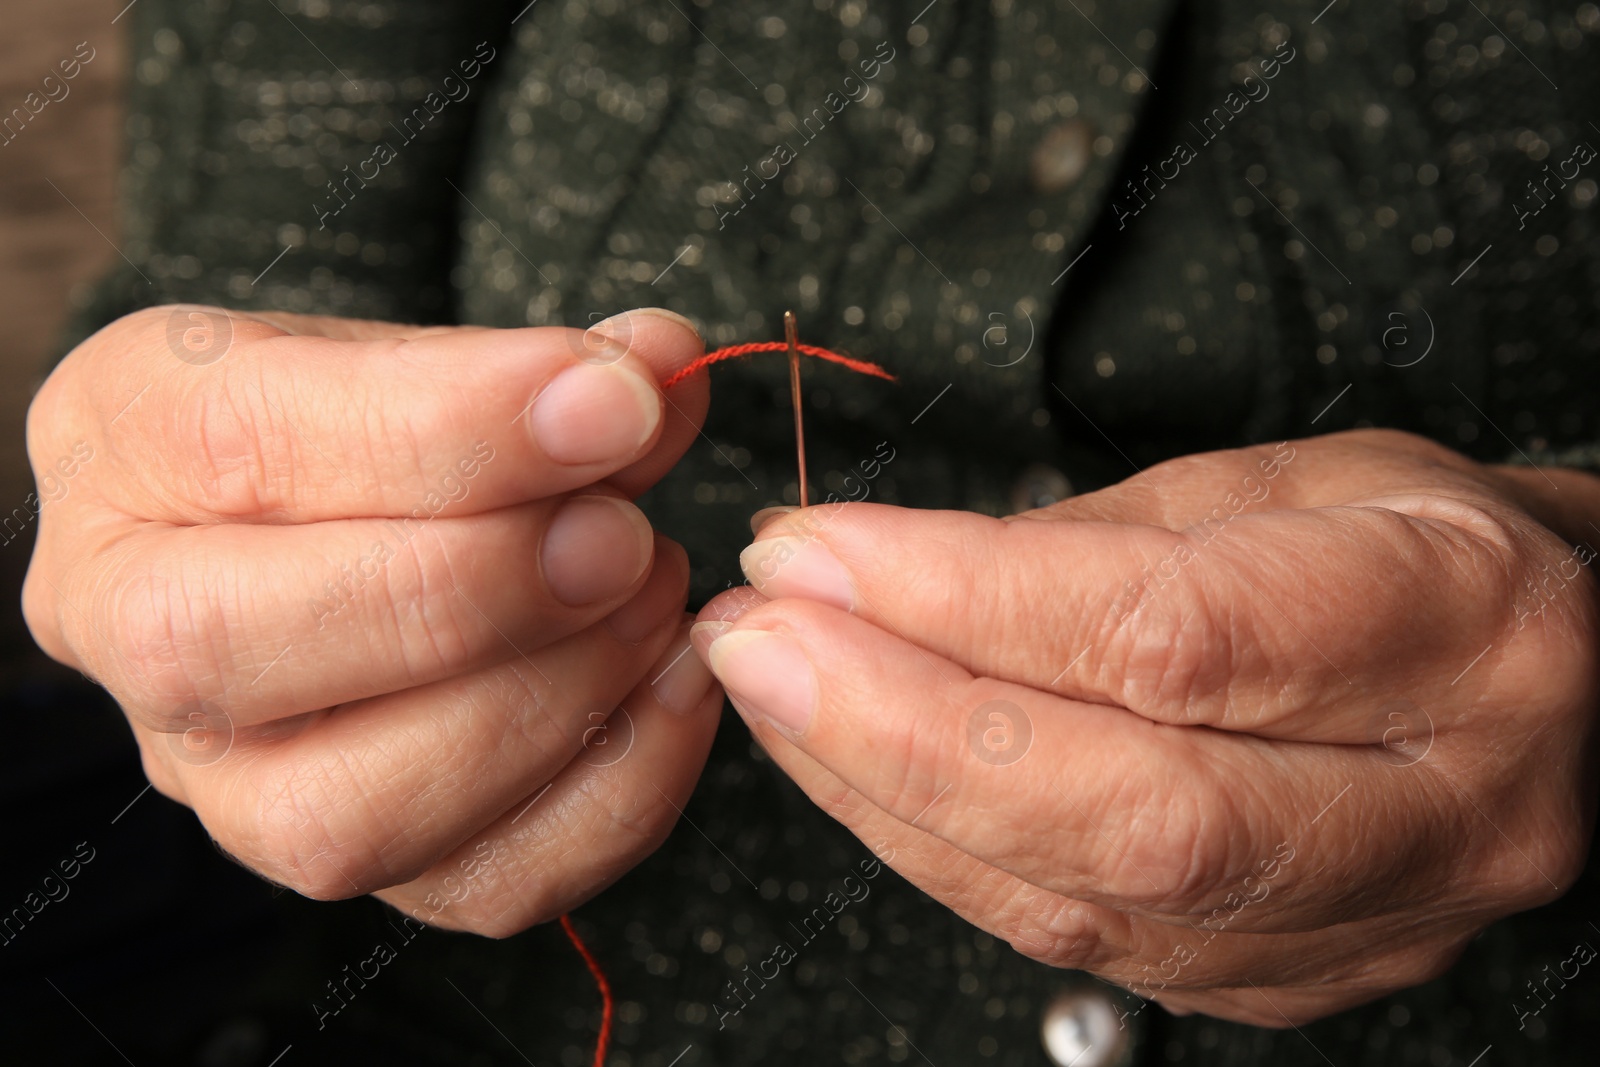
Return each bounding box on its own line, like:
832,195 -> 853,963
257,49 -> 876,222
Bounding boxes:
62,0 -> 1600,1064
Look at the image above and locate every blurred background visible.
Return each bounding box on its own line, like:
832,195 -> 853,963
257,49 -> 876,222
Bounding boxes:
0,0 -> 124,679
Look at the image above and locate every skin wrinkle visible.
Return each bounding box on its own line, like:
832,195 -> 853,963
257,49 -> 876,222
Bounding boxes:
492,778 -> 629,920
1124,569 -> 1239,726
380,630 -> 708,930
1080,732 -> 1231,913
495,661 -> 566,763
188,534 -> 240,713
402,843 -> 527,937
325,702 -> 502,892
825,588 -> 1472,927
373,521 -> 469,690
361,655 -> 561,857
1193,554 -> 1319,730
363,704 -> 453,832
106,553 -> 214,731
998,886 -> 1108,971
371,348 -> 436,514
403,518 -> 469,683
844,659 -> 973,832
205,357 -> 278,521
780,742 -> 1142,972
995,867 -> 1124,971
757,675 -> 1484,1008
1108,560 -> 1243,724
201,524 -> 267,710
984,517 -> 1082,677
458,667 -> 573,810
322,736 -> 414,886
241,748 -> 383,899
1364,500 -> 1519,614
1165,749 -> 1266,917
1314,768 -> 1453,927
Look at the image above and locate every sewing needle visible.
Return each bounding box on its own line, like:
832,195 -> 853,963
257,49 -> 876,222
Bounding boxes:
785,309 -> 808,508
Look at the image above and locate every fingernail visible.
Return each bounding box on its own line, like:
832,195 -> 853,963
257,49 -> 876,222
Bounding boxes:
528,361 -> 662,466
739,537 -> 855,611
541,496 -> 653,606
604,537 -> 687,644
750,505 -> 798,535
696,586 -> 768,629
605,306 -> 703,343
651,624 -> 718,715
706,629 -> 815,735
690,620 -> 731,661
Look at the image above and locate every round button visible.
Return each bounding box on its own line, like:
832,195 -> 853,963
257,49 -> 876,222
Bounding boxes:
1031,119 -> 1095,195
1008,462 -> 1074,514
1040,988 -> 1133,1067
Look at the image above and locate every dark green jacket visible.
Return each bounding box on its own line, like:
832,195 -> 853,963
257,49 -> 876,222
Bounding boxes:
62,0 -> 1600,1063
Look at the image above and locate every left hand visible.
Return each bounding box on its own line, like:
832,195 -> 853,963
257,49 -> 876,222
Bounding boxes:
691,429 -> 1600,1026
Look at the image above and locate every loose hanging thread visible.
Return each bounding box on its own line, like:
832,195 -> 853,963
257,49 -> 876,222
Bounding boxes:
558,318 -> 891,1067
560,913 -> 614,1067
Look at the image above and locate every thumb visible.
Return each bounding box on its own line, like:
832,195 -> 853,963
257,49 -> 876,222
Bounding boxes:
193,305 -> 710,501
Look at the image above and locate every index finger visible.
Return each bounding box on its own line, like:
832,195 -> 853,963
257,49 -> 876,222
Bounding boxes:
736,497 -> 1520,741
50,305 -> 707,523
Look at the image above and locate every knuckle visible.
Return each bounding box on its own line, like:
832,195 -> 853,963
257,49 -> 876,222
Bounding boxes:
1386,938 -> 1471,991
1098,556 -> 1235,723
1506,825 -> 1588,910
1082,756 -> 1248,913
1345,427 -> 1476,471
375,529 -> 480,683
170,378 -> 280,519
489,671 -> 568,762
381,850 -> 534,939
1374,498 -> 1519,610
448,898 -> 542,939
92,560 -> 218,724
864,699 -> 949,824
20,565 -> 64,657
25,365 -> 74,461
804,775 -> 866,824
1003,896 -> 1108,970
581,770 -> 675,853
1458,755 -> 1590,912
131,734 -> 190,805
240,756 -> 389,900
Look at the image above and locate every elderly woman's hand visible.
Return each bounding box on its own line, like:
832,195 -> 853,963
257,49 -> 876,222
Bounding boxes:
693,429 -> 1600,1026
24,305 -> 722,935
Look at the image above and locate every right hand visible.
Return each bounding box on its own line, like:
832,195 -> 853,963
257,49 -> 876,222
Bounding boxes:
23,304 -> 723,934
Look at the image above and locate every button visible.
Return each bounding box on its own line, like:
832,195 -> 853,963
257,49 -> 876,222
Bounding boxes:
1008,463 -> 1074,514
1031,119 -> 1095,194
1040,987 -> 1134,1067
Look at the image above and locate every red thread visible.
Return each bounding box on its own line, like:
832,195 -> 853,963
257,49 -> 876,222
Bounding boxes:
661,341 -> 896,391
560,913 -> 613,1067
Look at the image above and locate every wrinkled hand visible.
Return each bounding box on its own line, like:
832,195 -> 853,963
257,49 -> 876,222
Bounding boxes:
694,430 -> 1600,1025
25,305 -> 722,934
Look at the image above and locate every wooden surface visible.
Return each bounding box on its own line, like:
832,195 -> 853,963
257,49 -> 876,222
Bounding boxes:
0,0 -> 127,667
